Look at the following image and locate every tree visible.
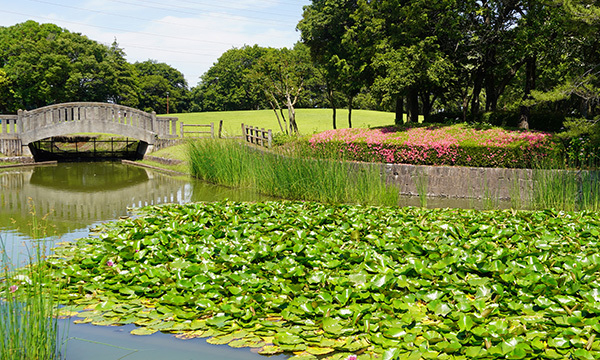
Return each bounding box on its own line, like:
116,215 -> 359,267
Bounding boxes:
298,0 -> 374,128
0,69 -> 13,113
0,22 -> 140,110
251,44 -> 313,134
134,60 -> 189,114
193,45 -> 268,112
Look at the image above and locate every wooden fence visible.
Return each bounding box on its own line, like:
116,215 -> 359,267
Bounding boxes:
242,123 -> 272,148
180,120 -> 223,138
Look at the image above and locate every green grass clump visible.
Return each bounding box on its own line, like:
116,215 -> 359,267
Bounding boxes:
529,168 -> 600,211
187,139 -> 398,206
1,205 -> 65,360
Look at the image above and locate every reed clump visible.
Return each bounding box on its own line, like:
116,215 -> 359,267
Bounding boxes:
1,202 -> 65,360
187,139 -> 399,206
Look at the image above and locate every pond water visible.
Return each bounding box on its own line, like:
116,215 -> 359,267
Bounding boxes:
0,161 -> 507,360
0,162 -> 282,360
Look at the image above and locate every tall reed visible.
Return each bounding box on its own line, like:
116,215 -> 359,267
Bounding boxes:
529,168 -> 600,211
0,202 -> 65,360
187,139 -> 399,206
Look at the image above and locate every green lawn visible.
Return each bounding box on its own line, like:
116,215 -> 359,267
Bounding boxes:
161,109 -> 397,137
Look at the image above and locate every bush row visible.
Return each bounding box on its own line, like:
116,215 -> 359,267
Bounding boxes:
300,140 -> 555,168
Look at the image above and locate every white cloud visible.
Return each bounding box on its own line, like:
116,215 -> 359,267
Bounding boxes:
1,0 -> 310,86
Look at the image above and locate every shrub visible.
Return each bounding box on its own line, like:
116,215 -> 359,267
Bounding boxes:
304,123 -> 557,168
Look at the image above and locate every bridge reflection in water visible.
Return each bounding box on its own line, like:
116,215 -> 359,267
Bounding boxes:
0,162 -> 266,237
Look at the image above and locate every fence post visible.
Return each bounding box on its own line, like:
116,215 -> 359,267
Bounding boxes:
210,122 -> 215,138
218,120 -> 223,138
180,122 -> 184,139
241,123 -> 245,142
268,129 -> 272,148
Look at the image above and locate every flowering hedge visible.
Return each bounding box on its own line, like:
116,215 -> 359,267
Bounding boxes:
305,124 -> 557,168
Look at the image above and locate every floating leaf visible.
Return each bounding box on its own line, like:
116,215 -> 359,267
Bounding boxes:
130,327 -> 157,336
258,345 -> 283,355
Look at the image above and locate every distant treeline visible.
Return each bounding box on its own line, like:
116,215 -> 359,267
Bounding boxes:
2,0 -> 600,133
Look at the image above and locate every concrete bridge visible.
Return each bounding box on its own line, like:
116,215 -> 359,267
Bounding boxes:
0,102 -> 179,156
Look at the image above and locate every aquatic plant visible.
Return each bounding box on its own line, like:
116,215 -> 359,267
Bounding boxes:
187,139 -> 399,206
13,201 -> 600,360
0,206 -> 65,360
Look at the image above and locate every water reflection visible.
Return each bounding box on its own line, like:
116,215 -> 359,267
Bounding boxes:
0,162 -> 266,237
0,162 -> 285,360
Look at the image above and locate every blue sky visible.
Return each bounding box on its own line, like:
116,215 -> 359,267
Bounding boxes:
0,0 -> 311,86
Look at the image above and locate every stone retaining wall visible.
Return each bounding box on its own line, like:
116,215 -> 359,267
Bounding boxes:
382,163 -> 533,200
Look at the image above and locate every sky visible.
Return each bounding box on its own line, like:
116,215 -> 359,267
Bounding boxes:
0,0 -> 311,87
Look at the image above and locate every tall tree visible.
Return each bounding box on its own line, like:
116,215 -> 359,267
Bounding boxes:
194,45 -> 268,111
251,44 -> 313,134
134,60 -> 189,114
298,0 -> 374,128
0,22 -> 139,110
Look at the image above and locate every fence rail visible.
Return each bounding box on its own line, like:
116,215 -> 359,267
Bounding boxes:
180,120 -> 224,138
242,123 -> 272,148
180,123 -> 214,138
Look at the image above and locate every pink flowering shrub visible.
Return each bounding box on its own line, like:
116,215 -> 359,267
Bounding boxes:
306,124 -> 556,168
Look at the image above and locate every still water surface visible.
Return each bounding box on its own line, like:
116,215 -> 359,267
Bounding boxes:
0,162 -> 283,360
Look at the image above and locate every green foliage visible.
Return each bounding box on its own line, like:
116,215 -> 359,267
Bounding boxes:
14,201 -> 600,359
187,139 -> 398,206
193,45 -> 268,112
0,21 -> 139,111
555,118 -> 600,168
134,60 -> 189,114
1,206 -> 65,359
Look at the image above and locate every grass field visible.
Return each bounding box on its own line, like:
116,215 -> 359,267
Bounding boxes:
162,109 -> 397,137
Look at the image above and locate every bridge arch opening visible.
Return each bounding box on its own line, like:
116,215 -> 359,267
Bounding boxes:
28,134 -> 149,162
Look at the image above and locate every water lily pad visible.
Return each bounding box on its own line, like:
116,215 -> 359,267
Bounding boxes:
258,345 -> 283,355
130,327 -> 158,335
306,346 -> 335,355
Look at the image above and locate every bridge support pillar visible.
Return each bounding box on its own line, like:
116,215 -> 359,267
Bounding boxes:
136,141 -> 150,160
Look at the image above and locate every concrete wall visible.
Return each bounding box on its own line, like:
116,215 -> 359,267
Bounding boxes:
381,163 -> 535,200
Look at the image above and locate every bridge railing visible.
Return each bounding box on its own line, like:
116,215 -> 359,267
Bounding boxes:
156,116 -> 179,138
20,102 -> 157,134
0,115 -> 19,139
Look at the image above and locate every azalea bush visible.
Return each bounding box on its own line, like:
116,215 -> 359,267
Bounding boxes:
302,124 -> 557,168
7,201 -> 600,360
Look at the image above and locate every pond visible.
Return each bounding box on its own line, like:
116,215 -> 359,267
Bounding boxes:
0,161 -> 506,360
0,162 -> 282,360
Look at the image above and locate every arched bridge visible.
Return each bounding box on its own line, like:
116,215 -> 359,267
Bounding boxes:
0,102 -> 179,156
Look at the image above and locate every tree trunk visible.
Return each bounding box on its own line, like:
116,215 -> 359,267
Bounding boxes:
395,96 -> 404,126
269,100 -> 286,133
328,88 -> 337,129
407,89 -> 419,123
421,92 -> 434,123
471,71 -> 484,119
332,106 -> 337,129
485,72 -> 498,112
519,56 -> 536,129
347,95 -> 353,128
286,93 -> 298,134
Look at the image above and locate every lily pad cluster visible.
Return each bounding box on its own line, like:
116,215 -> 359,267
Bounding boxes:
10,201 -> 600,359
